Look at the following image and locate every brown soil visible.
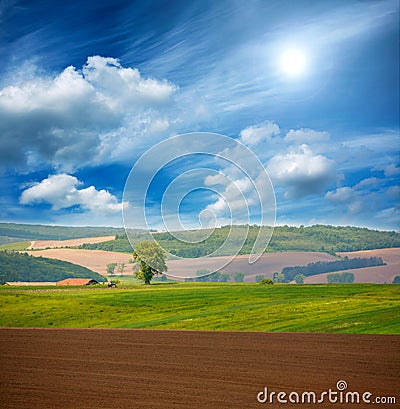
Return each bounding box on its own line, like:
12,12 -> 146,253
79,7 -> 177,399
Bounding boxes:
0,329 -> 398,409
305,248 -> 400,284
27,248 -> 133,276
28,236 -> 115,250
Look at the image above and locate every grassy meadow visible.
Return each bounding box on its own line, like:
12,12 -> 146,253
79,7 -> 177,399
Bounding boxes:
0,283 -> 399,333
0,241 -> 31,251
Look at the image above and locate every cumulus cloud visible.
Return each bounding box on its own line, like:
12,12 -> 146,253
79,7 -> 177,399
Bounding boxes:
20,174 -> 124,214
373,163 -> 399,177
0,56 -> 178,171
325,186 -> 353,203
205,175 -> 254,218
284,128 -> 330,144
267,144 -> 336,198
239,120 -> 280,146
82,56 -> 177,105
325,177 -> 396,220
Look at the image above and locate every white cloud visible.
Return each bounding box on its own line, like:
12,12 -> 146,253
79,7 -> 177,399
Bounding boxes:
325,186 -> 352,203
0,56 -> 178,171
20,174 -> 125,214
82,56 -> 177,105
375,206 -> 400,225
267,144 -> 336,198
355,177 -> 379,188
239,120 -> 280,146
284,128 -> 330,144
205,175 -> 253,219
325,177 -> 398,220
373,163 -> 399,177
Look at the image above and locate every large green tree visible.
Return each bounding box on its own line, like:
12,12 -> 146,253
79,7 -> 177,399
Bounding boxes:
132,241 -> 167,285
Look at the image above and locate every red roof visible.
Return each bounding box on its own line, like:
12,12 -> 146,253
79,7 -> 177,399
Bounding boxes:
56,278 -> 99,286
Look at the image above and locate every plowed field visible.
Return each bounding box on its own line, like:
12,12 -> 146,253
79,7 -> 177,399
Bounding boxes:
0,329 -> 398,408
27,248 -> 133,275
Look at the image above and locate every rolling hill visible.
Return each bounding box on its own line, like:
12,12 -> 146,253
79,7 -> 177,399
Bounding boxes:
0,251 -> 106,283
79,225 -> 400,255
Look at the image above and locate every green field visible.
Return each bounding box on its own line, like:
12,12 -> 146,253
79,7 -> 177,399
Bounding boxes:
0,241 -> 30,251
0,283 -> 399,333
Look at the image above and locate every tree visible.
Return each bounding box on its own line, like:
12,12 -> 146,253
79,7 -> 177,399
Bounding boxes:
273,272 -> 285,283
117,263 -> 126,276
255,274 -> 265,282
133,241 -> 167,285
294,274 -> 305,284
209,272 -> 221,282
341,272 -> 354,283
220,273 -> 230,282
327,273 -> 341,283
106,262 -> 117,276
196,270 -> 211,282
234,272 -> 245,282
327,272 -> 354,283
392,276 -> 400,284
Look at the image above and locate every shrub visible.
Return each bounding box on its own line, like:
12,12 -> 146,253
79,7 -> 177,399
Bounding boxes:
234,272 -> 245,282
294,274 -> 305,284
259,278 -> 274,285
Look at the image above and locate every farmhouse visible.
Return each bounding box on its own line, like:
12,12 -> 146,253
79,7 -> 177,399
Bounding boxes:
56,278 -> 100,286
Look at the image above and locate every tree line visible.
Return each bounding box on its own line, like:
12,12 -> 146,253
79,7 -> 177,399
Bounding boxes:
78,225 -> 400,256
184,270 -> 245,282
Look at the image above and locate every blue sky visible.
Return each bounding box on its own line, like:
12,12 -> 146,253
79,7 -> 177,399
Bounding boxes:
0,0 -> 399,230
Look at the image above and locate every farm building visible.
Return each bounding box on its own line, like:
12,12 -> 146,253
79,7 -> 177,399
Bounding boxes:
56,278 -> 100,286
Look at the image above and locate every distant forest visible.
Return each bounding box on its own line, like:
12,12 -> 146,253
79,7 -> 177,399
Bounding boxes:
0,251 -> 105,283
79,225 -> 400,256
0,223 -> 125,242
0,223 -> 153,246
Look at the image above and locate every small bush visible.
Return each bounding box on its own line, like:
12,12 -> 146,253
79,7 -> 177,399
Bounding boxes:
259,278 -> 274,285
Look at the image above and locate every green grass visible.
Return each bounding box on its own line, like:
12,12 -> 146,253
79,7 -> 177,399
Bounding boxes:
0,241 -> 31,251
0,283 -> 399,333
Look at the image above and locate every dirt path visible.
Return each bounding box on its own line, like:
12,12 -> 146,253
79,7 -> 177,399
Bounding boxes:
0,329 -> 398,408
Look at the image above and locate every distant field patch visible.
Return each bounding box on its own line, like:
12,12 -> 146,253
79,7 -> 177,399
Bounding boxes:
0,241 -> 31,251
28,236 -> 115,250
304,248 -> 400,284
27,248 -> 133,276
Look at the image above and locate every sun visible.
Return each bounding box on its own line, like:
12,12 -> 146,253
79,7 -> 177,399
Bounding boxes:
279,49 -> 307,77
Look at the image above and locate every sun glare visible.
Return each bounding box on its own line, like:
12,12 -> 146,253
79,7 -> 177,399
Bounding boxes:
280,49 -> 307,77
